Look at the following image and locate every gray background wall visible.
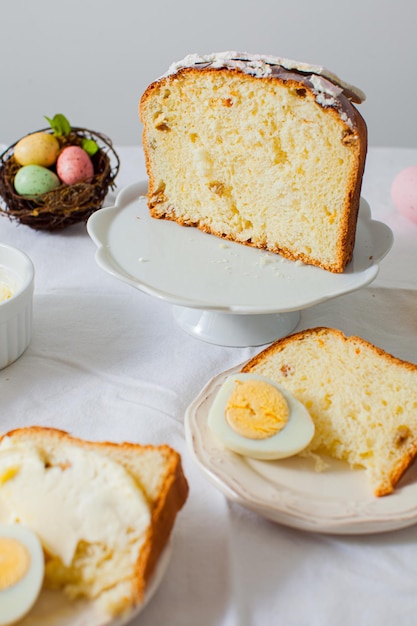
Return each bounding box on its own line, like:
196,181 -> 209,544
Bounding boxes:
1,0 -> 416,148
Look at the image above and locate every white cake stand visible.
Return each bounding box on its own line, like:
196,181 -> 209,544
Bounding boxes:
87,182 -> 393,347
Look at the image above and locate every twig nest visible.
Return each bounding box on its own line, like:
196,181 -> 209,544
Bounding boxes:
0,126 -> 119,231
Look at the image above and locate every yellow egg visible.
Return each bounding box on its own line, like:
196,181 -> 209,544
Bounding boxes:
14,132 -> 60,167
208,373 -> 315,460
0,524 -> 44,625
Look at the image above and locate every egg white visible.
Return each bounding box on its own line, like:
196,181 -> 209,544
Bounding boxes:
208,373 -> 315,460
0,524 -> 44,626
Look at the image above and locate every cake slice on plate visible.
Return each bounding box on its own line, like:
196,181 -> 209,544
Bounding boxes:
242,327 -> 417,496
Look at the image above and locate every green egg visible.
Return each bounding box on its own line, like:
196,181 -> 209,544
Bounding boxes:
14,165 -> 61,196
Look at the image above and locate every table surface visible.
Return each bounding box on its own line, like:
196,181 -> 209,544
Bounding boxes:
1,145 -> 417,626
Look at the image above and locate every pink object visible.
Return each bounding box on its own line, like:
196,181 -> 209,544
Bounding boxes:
56,146 -> 94,185
391,165 -> 417,224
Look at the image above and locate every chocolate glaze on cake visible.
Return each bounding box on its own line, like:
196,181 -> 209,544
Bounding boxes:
162,51 -> 365,129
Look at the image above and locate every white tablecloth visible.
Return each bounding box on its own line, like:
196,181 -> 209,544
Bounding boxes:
1,145 -> 417,626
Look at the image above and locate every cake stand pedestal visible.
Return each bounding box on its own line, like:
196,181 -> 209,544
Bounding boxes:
87,182 -> 393,348
173,307 -> 300,347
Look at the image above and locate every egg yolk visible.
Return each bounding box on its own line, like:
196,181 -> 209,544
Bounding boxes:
225,379 -> 289,440
0,536 -> 30,590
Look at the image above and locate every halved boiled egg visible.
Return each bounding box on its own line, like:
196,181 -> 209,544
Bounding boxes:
208,373 -> 315,460
0,524 -> 44,625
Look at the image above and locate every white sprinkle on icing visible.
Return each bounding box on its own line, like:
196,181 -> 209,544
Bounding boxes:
162,51 -> 365,104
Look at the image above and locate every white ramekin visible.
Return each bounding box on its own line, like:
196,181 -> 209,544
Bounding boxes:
0,243 -> 35,369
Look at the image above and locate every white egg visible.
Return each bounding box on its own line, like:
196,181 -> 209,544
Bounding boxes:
0,524 -> 44,625
208,373 -> 315,460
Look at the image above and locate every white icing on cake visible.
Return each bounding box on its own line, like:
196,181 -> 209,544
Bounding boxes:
162,51 -> 366,105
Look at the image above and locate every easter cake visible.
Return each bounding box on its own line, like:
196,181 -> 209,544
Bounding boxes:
0,426 -> 189,619
139,51 -> 368,273
241,327 -> 417,496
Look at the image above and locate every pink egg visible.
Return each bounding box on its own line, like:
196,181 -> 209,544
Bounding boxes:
56,146 -> 94,185
391,165 -> 417,224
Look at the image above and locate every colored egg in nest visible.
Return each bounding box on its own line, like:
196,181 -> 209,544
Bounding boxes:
14,165 -> 61,196
56,146 -> 94,185
14,132 -> 60,168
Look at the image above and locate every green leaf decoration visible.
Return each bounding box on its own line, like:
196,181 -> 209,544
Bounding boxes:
44,113 -> 71,137
81,138 -> 99,156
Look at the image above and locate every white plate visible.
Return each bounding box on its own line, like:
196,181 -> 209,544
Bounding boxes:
185,366 -> 417,535
20,541 -> 172,626
87,182 -> 393,346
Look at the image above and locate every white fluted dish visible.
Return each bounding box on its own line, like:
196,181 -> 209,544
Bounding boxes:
0,243 -> 34,369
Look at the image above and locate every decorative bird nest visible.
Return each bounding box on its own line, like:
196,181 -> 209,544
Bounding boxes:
0,126 -> 120,231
